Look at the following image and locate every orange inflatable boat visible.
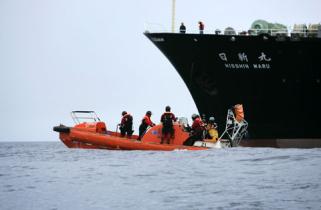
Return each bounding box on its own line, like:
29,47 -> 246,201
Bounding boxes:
53,109 -> 248,151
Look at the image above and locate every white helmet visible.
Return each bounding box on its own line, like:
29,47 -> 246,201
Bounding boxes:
209,116 -> 215,122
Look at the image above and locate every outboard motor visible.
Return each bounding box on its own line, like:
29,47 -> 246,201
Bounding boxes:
178,117 -> 190,132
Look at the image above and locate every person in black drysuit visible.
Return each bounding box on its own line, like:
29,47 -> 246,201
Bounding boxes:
179,22 -> 186,33
119,111 -> 133,138
160,106 -> 177,144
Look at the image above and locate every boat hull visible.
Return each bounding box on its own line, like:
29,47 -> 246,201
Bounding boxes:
145,32 -> 321,147
240,138 -> 321,148
55,123 -> 208,151
69,130 -> 206,151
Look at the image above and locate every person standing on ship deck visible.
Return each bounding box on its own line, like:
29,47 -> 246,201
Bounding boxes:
160,106 -> 177,144
179,22 -> 186,33
137,111 -> 155,141
198,21 -> 204,34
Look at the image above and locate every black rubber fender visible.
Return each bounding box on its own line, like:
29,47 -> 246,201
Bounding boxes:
53,125 -> 70,133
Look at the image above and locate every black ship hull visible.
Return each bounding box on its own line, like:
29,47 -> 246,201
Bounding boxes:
145,33 -> 321,147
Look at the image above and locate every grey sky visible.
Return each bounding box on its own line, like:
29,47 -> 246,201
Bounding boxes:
1,0 -> 320,141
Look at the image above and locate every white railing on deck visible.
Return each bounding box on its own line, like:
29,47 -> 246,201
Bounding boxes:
144,23 -> 321,37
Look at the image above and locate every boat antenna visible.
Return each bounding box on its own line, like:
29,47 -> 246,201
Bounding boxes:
171,0 -> 176,33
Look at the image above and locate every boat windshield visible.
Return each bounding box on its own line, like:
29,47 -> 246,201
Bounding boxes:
70,111 -> 101,124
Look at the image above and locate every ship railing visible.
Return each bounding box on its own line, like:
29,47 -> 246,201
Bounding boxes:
144,22 -> 170,33
249,28 -> 320,37
71,111 -> 101,124
144,23 -> 321,37
218,109 -> 248,147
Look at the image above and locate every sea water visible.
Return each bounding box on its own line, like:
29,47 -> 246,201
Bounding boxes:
0,142 -> 321,210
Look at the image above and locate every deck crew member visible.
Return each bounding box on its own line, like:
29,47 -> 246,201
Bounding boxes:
137,111 -> 155,141
119,111 -> 133,138
179,22 -> 186,33
160,106 -> 177,144
183,114 -> 205,146
198,21 -> 204,34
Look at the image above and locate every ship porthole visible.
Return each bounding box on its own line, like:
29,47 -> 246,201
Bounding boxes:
230,36 -> 236,41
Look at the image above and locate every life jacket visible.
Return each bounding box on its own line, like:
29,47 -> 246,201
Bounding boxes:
161,112 -> 174,128
142,115 -> 153,127
234,104 -> 244,122
180,24 -> 186,31
208,129 -> 218,141
199,22 -> 204,30
121,114 -> 133,126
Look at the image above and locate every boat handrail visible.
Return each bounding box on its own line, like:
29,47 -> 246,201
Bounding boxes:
70,111 -> 101,124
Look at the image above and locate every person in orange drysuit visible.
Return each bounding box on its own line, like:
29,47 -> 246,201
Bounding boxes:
137,111 -> 155,140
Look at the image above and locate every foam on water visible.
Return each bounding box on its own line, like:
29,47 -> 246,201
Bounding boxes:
1,142 -> 321,210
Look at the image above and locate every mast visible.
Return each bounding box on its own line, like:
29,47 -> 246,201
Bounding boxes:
171,0 -> 176,33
